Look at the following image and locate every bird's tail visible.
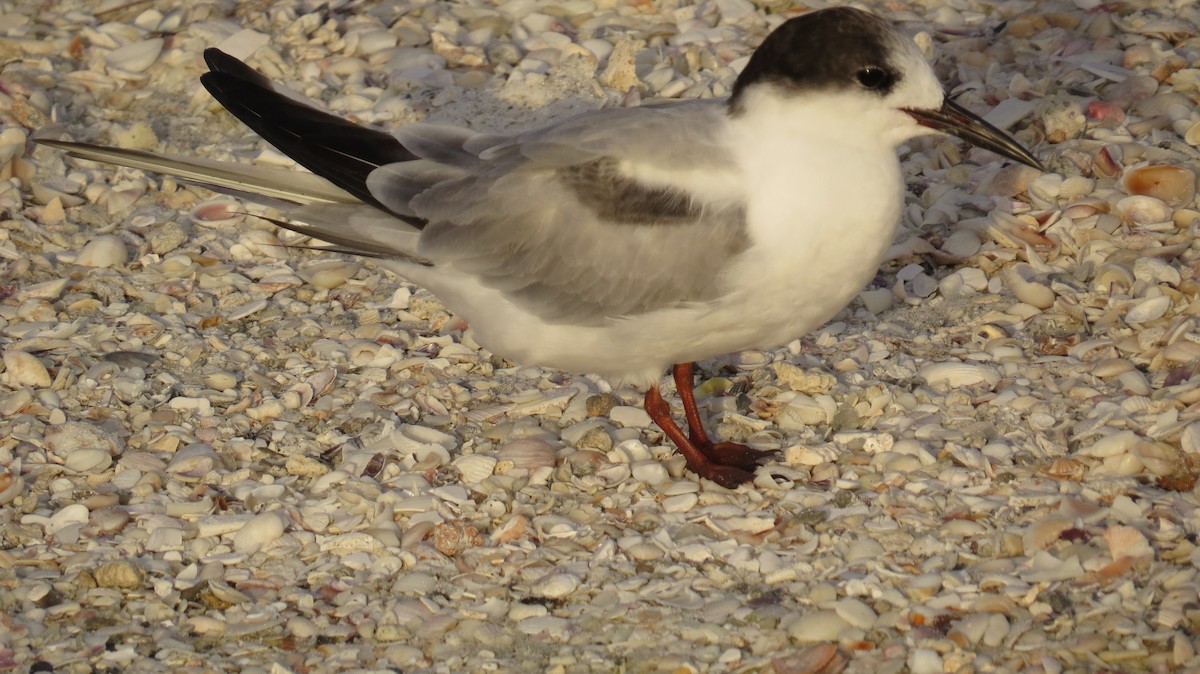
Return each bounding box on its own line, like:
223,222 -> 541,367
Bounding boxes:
36,48 -> 434,261
199,48 -> 420,216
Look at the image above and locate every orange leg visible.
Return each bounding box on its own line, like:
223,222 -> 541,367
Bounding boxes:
642,362 -> 764,488
672,363 -> 767,469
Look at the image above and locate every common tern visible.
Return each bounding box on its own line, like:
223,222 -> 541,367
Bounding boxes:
38,7 -> 1042,488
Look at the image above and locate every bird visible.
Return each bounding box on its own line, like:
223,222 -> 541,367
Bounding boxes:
38,7 -> 1042,489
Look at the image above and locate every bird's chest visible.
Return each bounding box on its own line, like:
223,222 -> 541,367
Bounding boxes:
743,150 -> 903,283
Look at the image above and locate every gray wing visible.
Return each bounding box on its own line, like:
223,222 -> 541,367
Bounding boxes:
371,102 -> 748,325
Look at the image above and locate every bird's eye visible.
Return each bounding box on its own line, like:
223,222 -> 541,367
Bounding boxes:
856,66 -> 890,90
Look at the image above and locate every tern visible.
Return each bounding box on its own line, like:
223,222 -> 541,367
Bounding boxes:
38,7 -> 1041,488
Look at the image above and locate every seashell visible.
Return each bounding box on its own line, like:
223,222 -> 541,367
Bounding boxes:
45,421 -> 119,457
776,394 -> 830,429
1090,358 -> 1134,378
939,229 -> 982,259
1115,195 -> 1172,225
784,444 -> 838,466
1093,146 -> 1123,179
1041,457 -> 1089,480
3,349 -> 52,387
87,507 -> 131,535
189,198 -> 244,227
432,521 -> 482,557
1180,423 -> 1200,455
1082,430 -> 1138,458
630,460 -> 669,484
297,260 -> 360,289
47,503 -> 90,534
945,443 -> 990,474
1002,263 -> 1055,309
1133,257 -> 1182,286
1024,517 -> 1074,551
1100,453 -> 1144,476
1059,176 -> 1096,200
771,644 -> 840,674
63,448 -> 113,474
1122,164 -> 1196,207
833,598 -> 877,630
288,368 -> 336,408
203,371 -> 238,390
1104,525 -> 1153,560
1185,121 -> 1200,147
1124,295 -> 1171,324
0,469 -> 24,506
453,454 -> 498,483
1087,100 -> 1125,126
984,164 -> 1041,197
232,511 -> 287,554
1163,340 -> 1200,363
227,299 -> 267,322
1027,173 -> 1062,201
105,38 -> 163,73
0,127 -> 27,166
532,573 -> 581,599
76,234 -> 129,268
790,610 -> 849,642
94,560 -> 144,589
1093,262 -> 1134,290
918,361 -> 1001,389
1132,441 -> 1179,477
496,437 -> 558,471
392,424 -> 457,452
166,443 -> 221,479
988,211 -> 1055,250
490,514 -> 529,544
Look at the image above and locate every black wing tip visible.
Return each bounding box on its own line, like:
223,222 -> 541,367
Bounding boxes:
203,48 -> 275,89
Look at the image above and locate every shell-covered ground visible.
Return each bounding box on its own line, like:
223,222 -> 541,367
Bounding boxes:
3,0 -> 1200,672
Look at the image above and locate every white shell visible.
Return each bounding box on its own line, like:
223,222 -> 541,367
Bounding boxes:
3,350 -> 52,387
918,362 -> 1001,389
47,503 -> 90,534
63,448 -> 113,473
76,234 -> 129,268
453,454 -> 498,483
105,38 -> 163,73
497,437 -> 558,471
232,511 -> 287,554
1002,263 -> 1055,309
166,444 -> 221,479
1115,194 -> 1172,224
532,573 -> 581,599
0,469 -> 23,506
1124,295 -> 1171,324
1081,430 -> 1137,458
1180,423 -> 1200,455
298,260 -> 360,289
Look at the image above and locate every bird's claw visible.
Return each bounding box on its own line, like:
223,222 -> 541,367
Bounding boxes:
695,441 -> 774,471
689,461 -> 758,489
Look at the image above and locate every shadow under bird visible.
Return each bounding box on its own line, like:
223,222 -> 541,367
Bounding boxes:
39,7 -> 1042,488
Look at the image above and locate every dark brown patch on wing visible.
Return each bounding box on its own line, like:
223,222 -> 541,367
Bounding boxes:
557,158 -> 702,225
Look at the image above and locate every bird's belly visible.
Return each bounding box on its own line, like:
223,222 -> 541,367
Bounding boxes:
401,164 -> 903,387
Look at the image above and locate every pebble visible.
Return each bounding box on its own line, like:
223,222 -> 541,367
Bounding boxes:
94,560 -> 144,589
